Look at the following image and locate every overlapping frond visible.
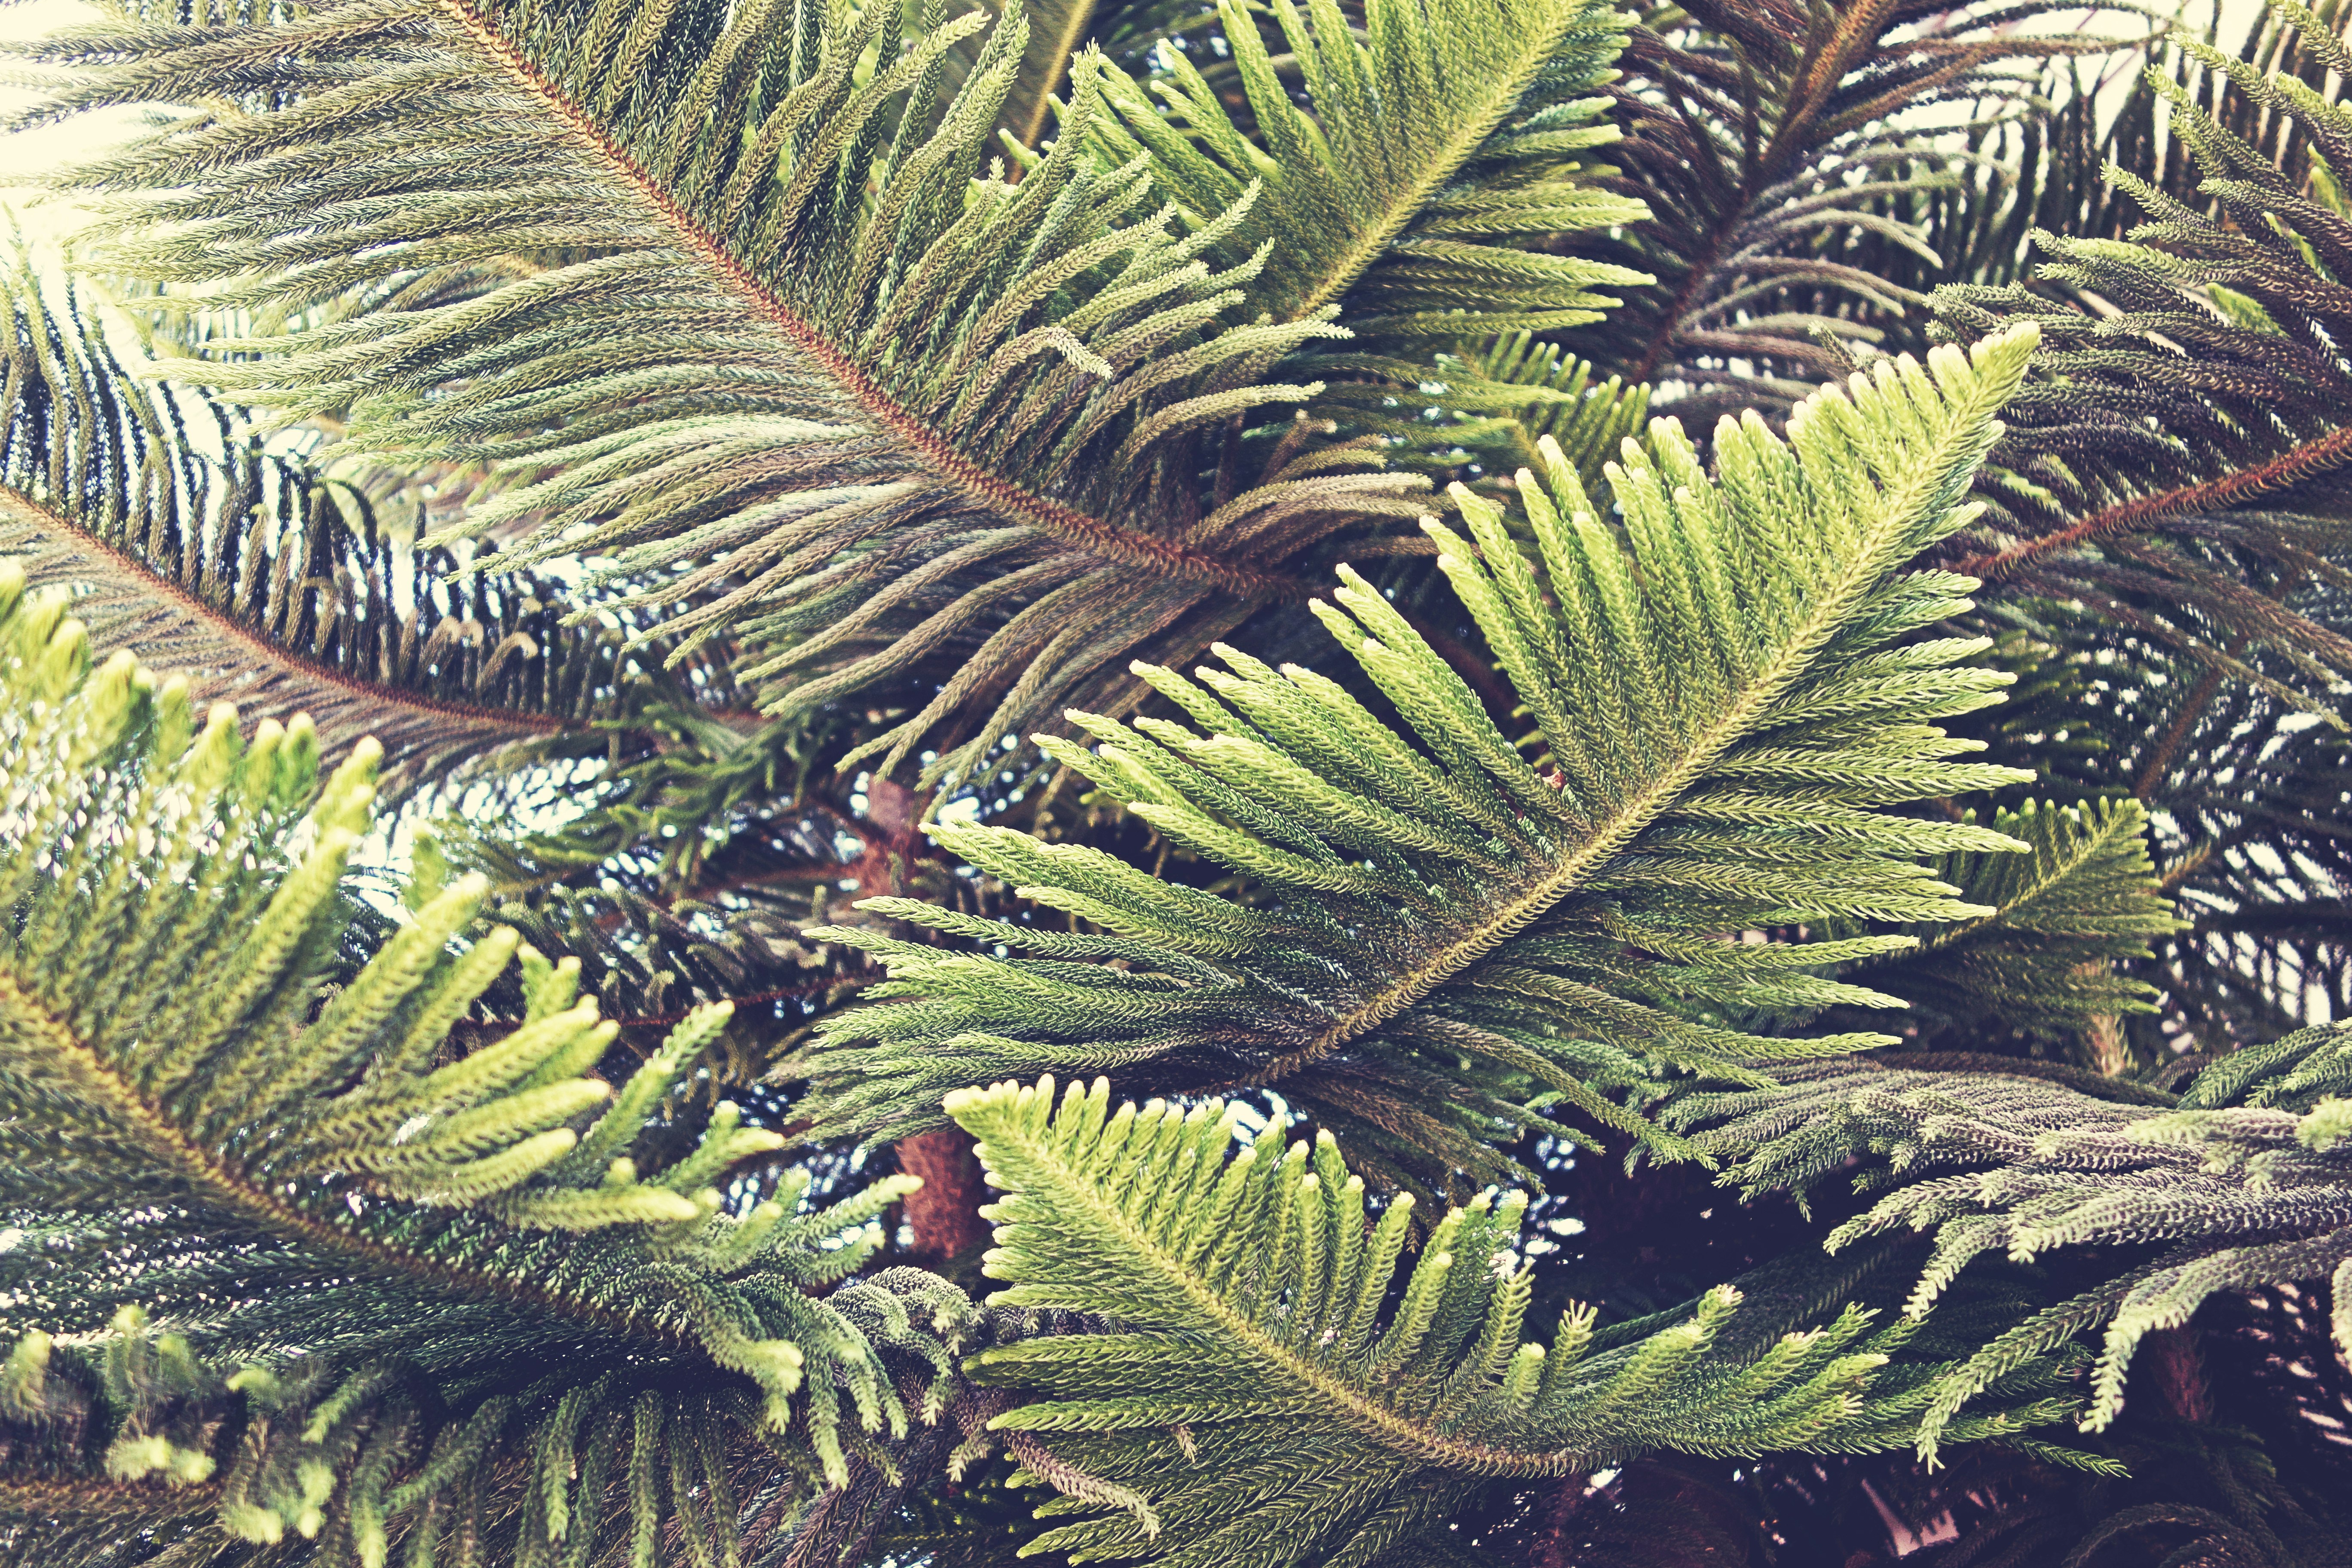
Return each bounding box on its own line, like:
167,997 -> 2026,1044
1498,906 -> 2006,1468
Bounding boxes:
11,0 -> 1428,789
798,327 -> 2044,1190
945,1077 -> 2083,1568
1926,601 -> 2352,1060
1088,0 -> 1649,340
1678,1023 -> 2352,1460
1556,0 -> 2128,425
1385,332 -> 1652,494
0,572 -> 980,1562
1082,0 -> 1653,472
1853,798 -> 2179,1038
0,256 -> 674,796
1933,0 -> 2352,706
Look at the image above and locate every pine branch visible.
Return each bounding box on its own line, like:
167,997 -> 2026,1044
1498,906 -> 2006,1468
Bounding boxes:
1853,797 -> 2181,1038
1959,429 -> 2352,588
0,258 -> 670,796
797,327 -> 2043,1187
1084,0 -> 1655,472
1931,0 -> 2352,711
1093,0 -> 1649,333
0,575 -> 986,1563
12,0 -> 1431,787
1930,601 -> 2352,1054
436,0 -> 1283,602
941,1076 -> 2083,1568
1675,1022 -> 2352,1458
1555,0 -> 2130,424
0,482 -> 560,747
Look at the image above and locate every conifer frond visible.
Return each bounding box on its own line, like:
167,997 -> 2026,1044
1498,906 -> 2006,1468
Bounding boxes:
0,577 -> 983,1561
13,0 -> 1427,790
0,257 -> 668,796
1930,605 -> 2352,1059
1679,1025 -> 2352,1458
1855,797 -> 2180,1036
796,328 -> 2043,1185
1558,0 -> 2128,424
1088,0 -> 1651,340
1932,0 -> 2352,705
1083,0 -> 1654,473
945,1076 -> 2081,1567
1380,332 -> 1652,493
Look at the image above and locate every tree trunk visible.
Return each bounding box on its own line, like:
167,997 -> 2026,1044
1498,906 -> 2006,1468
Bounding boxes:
896,1126 -> 991,1268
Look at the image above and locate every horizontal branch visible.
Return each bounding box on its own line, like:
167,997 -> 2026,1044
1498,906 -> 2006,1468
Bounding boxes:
435,0 -> 1308,603
1957,424 -> 2352,584
0,484 -> 578,758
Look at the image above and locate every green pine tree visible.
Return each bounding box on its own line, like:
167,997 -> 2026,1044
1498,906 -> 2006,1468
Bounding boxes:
5,0 -> 2352,1560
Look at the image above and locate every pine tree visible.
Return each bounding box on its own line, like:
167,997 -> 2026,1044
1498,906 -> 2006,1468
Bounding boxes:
4,0 -> 2352,1559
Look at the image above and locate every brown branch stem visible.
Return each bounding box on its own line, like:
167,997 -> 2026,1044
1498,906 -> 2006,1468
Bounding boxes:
431,0 -> 1305,603
1955,425 -> 2352,585
0,486 -> 573,740
2135,658 -> 2231,800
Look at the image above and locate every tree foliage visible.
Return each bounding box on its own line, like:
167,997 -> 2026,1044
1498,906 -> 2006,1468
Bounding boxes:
6,0 -> 2352,1560
802,327 -> 2044,1189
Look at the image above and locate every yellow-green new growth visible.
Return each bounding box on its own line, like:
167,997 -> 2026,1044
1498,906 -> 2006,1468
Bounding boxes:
808,325 -> 2046,1188
0,572 -> 958,1560
944,1074 -> 2082,1568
